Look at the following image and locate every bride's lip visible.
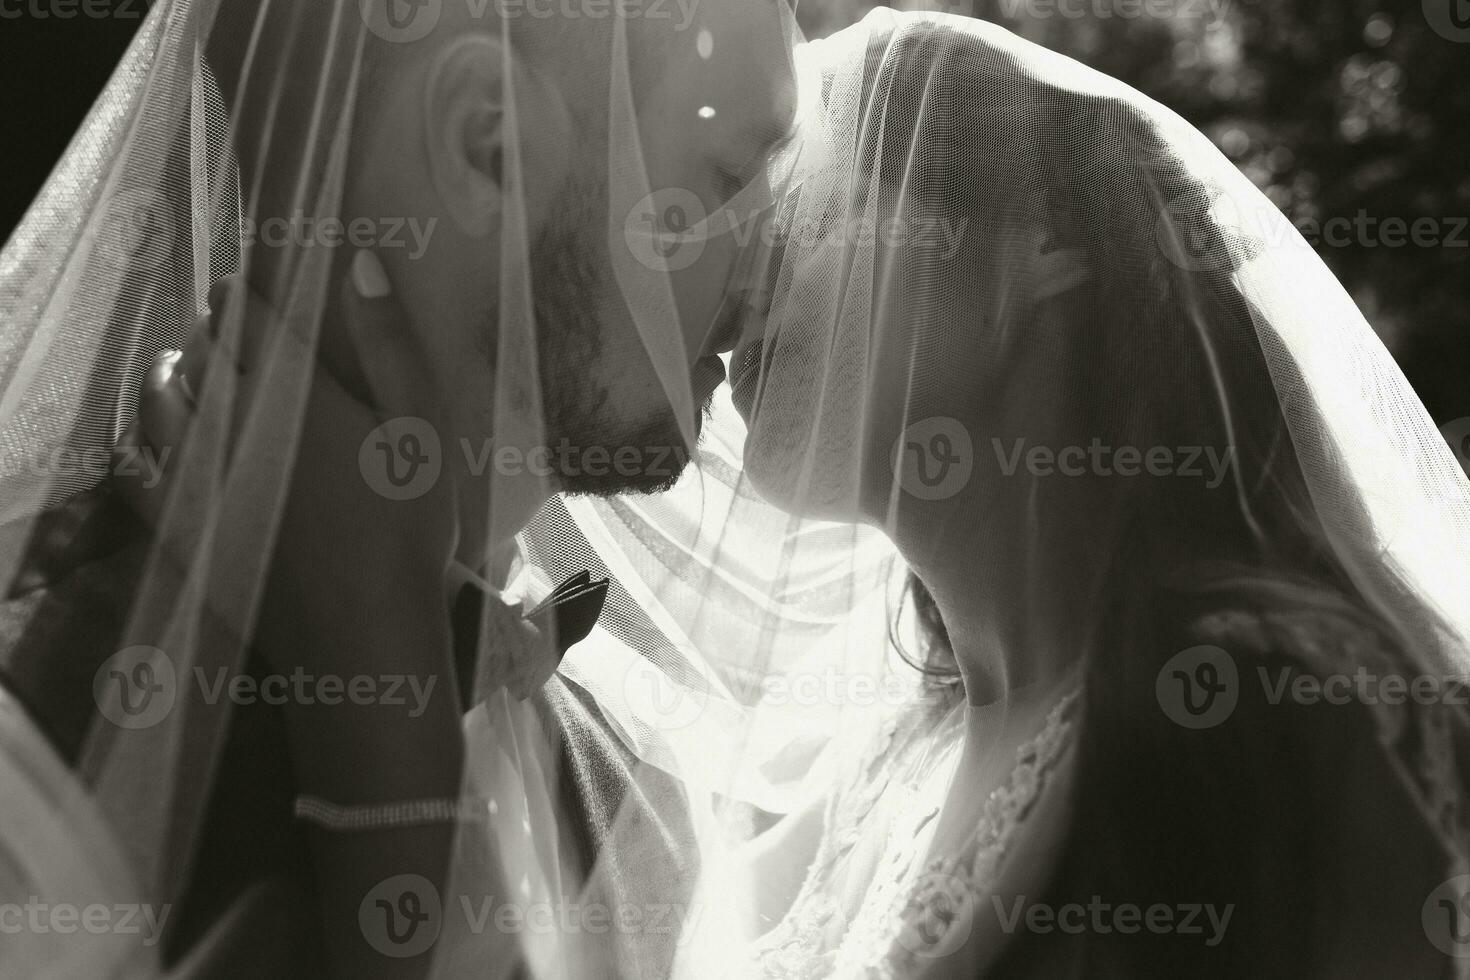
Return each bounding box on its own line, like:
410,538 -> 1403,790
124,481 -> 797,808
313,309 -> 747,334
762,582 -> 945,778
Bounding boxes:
728,284 -> 775,416
731,342 -> 761,389
701,307 -> 743,358
730,341 -> 763,416
701,283 -> 755,358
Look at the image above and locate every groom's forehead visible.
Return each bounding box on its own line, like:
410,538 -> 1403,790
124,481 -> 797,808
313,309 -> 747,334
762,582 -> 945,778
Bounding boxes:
531,0 -> 791,62
515,2 -> 793,112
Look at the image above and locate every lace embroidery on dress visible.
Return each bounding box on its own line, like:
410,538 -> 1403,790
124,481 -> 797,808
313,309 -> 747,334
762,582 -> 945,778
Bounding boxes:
755,706 -> 940,980
754,689 -> 1079,980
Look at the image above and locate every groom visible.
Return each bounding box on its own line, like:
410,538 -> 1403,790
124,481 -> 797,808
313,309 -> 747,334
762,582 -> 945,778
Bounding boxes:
0,1 -> 795,977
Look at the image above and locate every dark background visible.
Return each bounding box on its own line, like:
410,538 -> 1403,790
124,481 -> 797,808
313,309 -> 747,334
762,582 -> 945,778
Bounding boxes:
800,0 -> 1469,443
2,0 -> 1466,440
0,2 -> 142,236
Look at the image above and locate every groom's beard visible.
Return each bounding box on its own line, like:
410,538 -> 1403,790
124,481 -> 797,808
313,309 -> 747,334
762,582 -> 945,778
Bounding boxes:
529,175 -> 699,497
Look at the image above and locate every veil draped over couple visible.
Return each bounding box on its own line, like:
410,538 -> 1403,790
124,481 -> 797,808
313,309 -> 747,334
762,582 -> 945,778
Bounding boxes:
2,1 -> 1469,977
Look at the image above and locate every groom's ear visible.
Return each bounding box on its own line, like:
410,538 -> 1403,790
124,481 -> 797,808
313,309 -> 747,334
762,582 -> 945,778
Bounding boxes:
422,35 -> 570,237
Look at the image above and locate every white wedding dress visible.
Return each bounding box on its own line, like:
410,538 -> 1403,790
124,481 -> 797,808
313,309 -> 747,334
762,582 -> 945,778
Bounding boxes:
750,686 -> 1080,980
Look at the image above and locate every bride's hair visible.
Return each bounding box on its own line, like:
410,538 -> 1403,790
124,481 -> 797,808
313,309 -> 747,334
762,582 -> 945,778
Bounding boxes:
893,571 -> 958,690
878,19 -> 1450,696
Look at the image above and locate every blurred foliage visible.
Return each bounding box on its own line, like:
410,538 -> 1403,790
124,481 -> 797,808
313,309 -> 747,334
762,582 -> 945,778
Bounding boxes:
0,14 -> 139,239
797,0 -> 1470,427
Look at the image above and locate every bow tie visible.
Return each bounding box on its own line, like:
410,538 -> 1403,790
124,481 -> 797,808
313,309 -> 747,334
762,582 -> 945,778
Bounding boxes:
451,570 -> 610,706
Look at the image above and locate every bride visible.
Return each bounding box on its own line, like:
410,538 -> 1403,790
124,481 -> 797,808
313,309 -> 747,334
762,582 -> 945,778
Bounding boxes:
677,9 -> 1470,978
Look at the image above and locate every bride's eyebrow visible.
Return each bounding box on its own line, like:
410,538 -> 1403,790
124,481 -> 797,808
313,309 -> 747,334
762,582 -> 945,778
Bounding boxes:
723,119 -> 798,196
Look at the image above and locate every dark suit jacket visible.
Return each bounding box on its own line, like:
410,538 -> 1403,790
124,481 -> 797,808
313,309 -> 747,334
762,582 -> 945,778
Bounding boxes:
0,485 -> 697,979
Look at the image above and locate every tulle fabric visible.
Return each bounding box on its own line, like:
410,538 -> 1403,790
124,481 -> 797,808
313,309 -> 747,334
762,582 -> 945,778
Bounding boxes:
4,2 -> 1469,976
525,8 -> 1470,976
0,0 -> 798,975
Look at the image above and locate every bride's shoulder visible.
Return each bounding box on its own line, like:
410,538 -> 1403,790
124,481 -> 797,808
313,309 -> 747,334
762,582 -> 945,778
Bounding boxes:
1067,579 -> 1469,976
1171,569 -> 1464,696
1178,589 -> 1409,679
1156,576 -> 1469,848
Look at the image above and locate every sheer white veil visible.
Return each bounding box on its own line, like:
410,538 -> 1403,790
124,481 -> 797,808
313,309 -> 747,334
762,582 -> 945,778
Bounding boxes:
4,2 -> 1468,976
523,7 -> 1470,974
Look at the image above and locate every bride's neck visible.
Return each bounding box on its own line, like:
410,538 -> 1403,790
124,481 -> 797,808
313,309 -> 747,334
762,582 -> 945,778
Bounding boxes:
897,492 -> 1108,709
